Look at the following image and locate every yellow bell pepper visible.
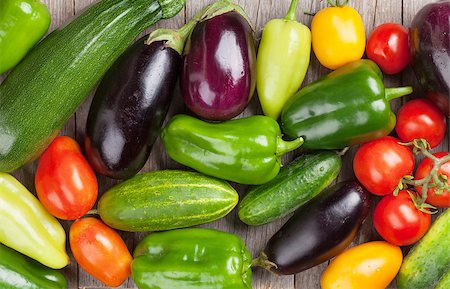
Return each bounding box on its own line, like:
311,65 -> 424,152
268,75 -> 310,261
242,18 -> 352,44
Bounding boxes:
311,1 -> 365,70
0,173 -> 69,269
321,241 -> 403,289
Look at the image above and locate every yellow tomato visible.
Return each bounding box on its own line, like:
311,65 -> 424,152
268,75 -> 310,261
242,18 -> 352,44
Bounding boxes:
311,5 -> 366,70
321,241 -> 403,289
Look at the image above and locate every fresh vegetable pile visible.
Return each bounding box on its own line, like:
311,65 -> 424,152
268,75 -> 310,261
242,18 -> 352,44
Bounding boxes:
0,0 -> 449,288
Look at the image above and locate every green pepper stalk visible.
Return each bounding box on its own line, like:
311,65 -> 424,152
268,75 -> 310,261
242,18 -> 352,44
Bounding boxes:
256,0 -> 311,119
161,114 -> 303,185
132,228 -> 252,289
0,243 -> 67,289
0,0 -> 51,74
0,173 -> 69,269
281,59 -> 413,149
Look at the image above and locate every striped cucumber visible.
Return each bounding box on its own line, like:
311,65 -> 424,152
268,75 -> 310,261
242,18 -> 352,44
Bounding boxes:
0,0 -> 185,172
98,170 -> 239,232
398,209 -> 450,289
238,151 -> 342,225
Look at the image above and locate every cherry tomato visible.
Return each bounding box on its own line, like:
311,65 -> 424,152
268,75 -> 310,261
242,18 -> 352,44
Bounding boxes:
373,190 -> 431,246
415,152 -> 450,207
395,99 -> 446,149
321,241 -> 402,289
70,217 -> 132,287
35,136 -> 98,220
353,136 -> 414,196
366,23 -> 410,74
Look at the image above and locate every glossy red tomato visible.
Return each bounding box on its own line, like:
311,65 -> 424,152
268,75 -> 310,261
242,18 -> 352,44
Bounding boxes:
395,98 -> 446,149
35,136 -> 98,220
373,190 -> 431,246
415,152 -> 450,207
353,136 -> 414,196
70,217 -> 132,287
366,23 -> 410,74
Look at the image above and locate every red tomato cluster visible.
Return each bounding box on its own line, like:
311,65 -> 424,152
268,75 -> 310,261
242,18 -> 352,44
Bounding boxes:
354,98 -> 448,247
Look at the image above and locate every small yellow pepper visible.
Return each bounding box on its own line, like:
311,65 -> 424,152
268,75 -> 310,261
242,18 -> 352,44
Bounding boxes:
311,0 -> 365,70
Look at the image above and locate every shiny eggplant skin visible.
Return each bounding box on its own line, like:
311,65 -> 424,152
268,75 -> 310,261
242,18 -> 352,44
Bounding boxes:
85,38 -> 180,179
260,181 -> 371,275
181,11 -> 256,121
410,0 -> 450,116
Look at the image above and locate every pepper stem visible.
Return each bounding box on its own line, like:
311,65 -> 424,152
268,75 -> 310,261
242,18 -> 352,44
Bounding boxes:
284,0 -> 300,21
385,86 -> 413,102
276,136 -> 304,156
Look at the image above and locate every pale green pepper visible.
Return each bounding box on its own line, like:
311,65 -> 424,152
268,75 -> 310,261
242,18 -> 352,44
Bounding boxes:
256,0 -> 311,119
0,173 -> 69,269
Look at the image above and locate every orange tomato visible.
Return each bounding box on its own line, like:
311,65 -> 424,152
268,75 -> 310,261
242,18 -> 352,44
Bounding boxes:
69,217 -> 132,287
311,5 -> 366,70
321,241 -> 403,289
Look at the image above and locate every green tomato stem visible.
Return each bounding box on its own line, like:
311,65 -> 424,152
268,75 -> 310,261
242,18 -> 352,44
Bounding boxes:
284,0 -> 300,21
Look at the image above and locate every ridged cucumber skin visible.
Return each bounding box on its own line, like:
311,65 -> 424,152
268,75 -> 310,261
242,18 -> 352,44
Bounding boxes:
238,151 -> 342,225
398,209 -> 450,289
435,271 -> 450,289
0,0 -> 185,172
98,170 -> 239,232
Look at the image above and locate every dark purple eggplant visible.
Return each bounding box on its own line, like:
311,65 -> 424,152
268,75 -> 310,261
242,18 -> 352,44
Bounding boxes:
410,0 -> 450,116
255,181 -> 371,275
181,5 -> 256,121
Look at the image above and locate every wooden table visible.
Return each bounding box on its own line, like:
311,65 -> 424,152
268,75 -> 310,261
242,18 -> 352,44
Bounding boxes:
4,0 -> 446,288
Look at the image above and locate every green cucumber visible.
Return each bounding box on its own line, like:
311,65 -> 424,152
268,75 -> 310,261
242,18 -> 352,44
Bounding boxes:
398,209 -> 450,289
238,151 -> 341,225
436,271 -> 450,289
0,0 -> 185,172
98,170 -> 239,232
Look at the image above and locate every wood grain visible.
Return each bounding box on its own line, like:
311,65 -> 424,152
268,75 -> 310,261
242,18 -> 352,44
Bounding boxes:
0,0 -> 442,288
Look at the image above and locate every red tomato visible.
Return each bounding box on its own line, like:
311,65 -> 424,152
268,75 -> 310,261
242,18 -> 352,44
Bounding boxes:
353,136 -> 414,196
415,152 -> 450,207
70,217 -> 132,287
366,23 -> 410,74
373,190 -> 431,246
35,136 -> 98,220
395,98 -> 446,149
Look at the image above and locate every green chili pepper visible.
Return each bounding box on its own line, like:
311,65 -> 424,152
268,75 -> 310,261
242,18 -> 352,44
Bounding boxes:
0,243 -> 67,289
0,173 -> 69,269
281,59 -> 413,149
257,0 -> 311,119
132,228 -> 252,289
0,0 -> 51,74
161,114 -> 303,185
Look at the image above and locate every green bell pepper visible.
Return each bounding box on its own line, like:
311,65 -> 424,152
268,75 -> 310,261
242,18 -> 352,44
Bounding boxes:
0,173 -> 69,269
0,243 -> 67,289
132,228 -> 252,289
256,0 -> 311,119
281,59 -> 413,149
0,0 -> 51,74
161,114 -> 303,185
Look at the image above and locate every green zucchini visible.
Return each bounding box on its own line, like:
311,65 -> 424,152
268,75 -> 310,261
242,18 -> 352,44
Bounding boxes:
98,170 -> 239,232
0,0 -> 185,172
238,151 -> 341,225
397,209 -> 450,289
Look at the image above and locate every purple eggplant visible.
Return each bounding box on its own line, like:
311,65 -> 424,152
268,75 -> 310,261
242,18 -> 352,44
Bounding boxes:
255,181 -> 371,275
181,5 -> 256,121
410,0 -> 450,116
83,15 -> 203,179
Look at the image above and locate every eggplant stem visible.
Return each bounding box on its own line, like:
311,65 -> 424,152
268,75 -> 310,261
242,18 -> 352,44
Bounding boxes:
385,86 -> 413,101
284,0 -> 300,21
276,136 -> 304,156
